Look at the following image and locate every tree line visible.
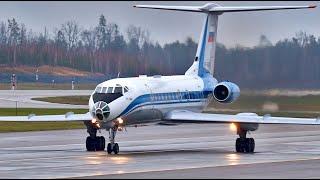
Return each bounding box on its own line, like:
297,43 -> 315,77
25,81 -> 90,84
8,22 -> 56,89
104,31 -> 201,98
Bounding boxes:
215,32 -> 320,89
0,15 -> 320,89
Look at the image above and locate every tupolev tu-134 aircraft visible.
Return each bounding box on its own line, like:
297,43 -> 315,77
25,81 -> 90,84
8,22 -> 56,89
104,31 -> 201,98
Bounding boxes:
0,3 -> 317,154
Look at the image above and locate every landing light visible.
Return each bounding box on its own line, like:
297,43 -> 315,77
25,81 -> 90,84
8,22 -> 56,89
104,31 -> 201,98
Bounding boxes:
230,123 -> 237,132
117,118 -> 124,124
91,118 -> 97,124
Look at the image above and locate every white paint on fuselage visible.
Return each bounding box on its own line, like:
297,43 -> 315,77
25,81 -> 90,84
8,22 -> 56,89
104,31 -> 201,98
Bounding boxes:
89,75 -> 216,122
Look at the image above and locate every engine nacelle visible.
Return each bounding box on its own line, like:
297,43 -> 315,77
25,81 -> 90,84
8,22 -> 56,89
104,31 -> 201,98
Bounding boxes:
213,81 -> 240,103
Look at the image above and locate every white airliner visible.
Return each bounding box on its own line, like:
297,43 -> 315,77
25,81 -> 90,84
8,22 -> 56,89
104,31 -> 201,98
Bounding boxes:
0,3 -> 317,154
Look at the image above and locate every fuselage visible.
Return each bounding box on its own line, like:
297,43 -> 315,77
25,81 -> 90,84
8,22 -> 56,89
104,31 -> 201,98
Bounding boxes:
89,74 -> 218,125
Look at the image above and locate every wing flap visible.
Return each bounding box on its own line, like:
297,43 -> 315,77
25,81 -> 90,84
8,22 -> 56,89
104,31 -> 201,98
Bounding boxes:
165,110 -> 320,125
0,112 -> 92,122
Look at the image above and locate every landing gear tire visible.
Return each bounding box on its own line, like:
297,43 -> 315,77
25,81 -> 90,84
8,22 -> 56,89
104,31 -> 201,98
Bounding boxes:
235,138 -> 245,153
86,137 -> 96,151
235,138 -> 255,153
96,136 -> 106,151
245,138 -> 255,153
107,143 -> 112,154
86,136 -> 105,151
107,143 -> 120,154
113,143 -> 119,154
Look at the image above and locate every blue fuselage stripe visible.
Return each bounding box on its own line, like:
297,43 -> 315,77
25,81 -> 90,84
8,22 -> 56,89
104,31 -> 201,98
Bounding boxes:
120,91 -> 212,117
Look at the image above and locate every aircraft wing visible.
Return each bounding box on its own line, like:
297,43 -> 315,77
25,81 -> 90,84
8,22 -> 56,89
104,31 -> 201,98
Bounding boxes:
164,110 -> 320,125
0,112 -> 92,122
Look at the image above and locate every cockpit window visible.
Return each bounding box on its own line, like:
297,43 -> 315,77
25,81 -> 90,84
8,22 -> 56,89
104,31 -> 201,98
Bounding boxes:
124,86 -> 129,93
114,87 -> 122,94
102,87 -> 107,93
95,86 -> 102,93
123,86 -> 128,93
93,85 -> 127,104
107,87 -> 113,93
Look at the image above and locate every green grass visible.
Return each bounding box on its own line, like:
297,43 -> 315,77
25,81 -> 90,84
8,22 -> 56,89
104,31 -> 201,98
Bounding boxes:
0,108 -> 88,133
33,96 -> 90,105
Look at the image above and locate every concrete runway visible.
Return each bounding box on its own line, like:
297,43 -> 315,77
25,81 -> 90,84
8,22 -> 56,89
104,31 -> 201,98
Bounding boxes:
1,123 -> 320,178
0,90 -> 91,109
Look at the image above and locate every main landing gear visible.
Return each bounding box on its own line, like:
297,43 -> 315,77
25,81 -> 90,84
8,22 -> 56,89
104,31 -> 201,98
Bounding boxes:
235,128 -> 255,153
85,124 -> 106,151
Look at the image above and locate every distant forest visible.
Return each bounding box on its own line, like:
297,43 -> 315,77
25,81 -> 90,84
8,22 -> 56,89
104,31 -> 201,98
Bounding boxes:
0,15 -> 320,89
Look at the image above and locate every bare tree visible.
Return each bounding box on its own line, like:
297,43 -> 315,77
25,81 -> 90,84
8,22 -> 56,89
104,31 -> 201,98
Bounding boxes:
61,20 -> 80,50
81,28 -> 97,72
60,20 -> 80,67
126,25 -> 150,49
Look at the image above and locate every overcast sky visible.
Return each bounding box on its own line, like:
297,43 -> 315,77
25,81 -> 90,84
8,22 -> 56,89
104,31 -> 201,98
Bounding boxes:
0,1 -> 318,48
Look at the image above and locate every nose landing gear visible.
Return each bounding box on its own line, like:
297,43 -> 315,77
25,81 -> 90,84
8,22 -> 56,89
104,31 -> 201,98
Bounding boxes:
107,126 -> 119,154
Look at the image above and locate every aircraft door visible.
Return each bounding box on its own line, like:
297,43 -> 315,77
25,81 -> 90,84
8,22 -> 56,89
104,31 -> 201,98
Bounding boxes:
145,83 -> 154,110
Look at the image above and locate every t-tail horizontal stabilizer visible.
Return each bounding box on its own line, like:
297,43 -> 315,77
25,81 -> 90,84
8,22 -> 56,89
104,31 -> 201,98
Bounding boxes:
133,3 -> 316,14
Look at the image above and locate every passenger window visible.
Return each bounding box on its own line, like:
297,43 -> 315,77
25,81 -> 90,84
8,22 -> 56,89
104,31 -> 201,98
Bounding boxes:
186,91 -> 190,99
193,92 -> 197,99
200,92 -> 204,98
107,87 -> 113,93
114,87 -> 122,94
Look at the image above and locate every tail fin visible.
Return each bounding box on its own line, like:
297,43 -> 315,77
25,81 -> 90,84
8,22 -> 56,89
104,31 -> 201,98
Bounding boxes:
134,3 -> 316,77
185,12 -> 218,77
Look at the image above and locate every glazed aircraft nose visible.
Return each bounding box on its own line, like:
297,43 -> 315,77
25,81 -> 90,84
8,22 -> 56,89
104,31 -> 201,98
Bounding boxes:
93,101 -> 110,121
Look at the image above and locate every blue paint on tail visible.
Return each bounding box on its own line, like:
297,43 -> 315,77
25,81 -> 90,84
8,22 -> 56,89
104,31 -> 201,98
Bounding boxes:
198,16 -> 209,78
198,16 -> 216,91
